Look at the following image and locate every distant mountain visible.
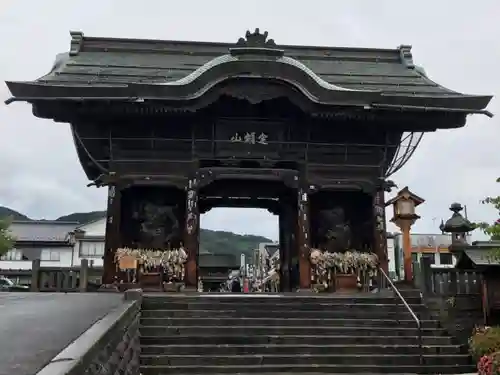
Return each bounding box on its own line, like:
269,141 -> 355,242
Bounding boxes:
0,206 -> 272,257
0,206 -> 30,221
0,206 -> 107,224
55,211 -> 106,223
200,229 -> 272,257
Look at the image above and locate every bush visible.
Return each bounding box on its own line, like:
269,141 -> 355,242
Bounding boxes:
478,352 -> 500,375
470,326 -> 500,361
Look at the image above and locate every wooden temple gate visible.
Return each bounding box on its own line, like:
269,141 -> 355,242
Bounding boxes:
4,29 -> 491,291
101,168 -> 388,291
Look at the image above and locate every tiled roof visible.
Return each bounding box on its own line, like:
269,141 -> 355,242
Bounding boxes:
5,31 -> 493,114
199,253 -> 239,268
37,41 -> 452,96
10,221 -> 79,242
464,249 -> 500,266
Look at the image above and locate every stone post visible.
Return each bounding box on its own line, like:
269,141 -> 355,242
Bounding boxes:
30,259 -> 41,292
79,259 -> 89,292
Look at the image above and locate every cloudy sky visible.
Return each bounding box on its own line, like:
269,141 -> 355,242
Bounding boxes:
0,0 -> 498,241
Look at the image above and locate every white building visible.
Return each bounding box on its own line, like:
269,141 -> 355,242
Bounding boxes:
72,217 -> 106,267
252,242 -> 279,278
391,232 -> 458,281
0,217 -> 106,271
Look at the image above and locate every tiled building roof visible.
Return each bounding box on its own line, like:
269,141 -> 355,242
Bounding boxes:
10,221 -> 79,243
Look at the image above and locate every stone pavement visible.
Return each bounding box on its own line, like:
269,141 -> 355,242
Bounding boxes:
0,292 -> 123,375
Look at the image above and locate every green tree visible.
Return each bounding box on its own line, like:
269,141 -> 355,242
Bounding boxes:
477,177 -> 500,241
0,218 -> 14,257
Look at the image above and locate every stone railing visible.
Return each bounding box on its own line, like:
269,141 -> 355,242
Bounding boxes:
31,259 -> 93,292
414,257 -> 484,345
2,259 -> 102,292
36,289 -> 142,375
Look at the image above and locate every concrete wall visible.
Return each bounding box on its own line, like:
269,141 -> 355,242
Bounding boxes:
37,293 -> 141,375
425,294 -> 483,346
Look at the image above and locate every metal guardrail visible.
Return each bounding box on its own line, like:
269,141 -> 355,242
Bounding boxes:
378,267 -> 423,365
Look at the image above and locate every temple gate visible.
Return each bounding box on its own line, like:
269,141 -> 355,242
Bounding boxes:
5,29 -> 492,291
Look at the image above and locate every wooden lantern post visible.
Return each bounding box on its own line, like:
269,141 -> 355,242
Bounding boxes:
386,187 -> 425,282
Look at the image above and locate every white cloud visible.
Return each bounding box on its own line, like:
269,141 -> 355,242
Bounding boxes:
0,0 -> 498,240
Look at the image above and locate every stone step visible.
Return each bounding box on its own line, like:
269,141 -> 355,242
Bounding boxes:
141,343 -> 464,355
137,295 -> 468,373
139,317 -> 440,328
139,335 -> 453,346
140,309 -> 429,319
139,363 -> 476,374
137,374 -> 458,375
140,353 -> 471,366
142,295 -> 422,304
141,301 -> 425,312
139,325 -> 445,337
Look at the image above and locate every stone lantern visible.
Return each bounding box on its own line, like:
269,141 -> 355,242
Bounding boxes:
440,202 -> 475,252
386,187 -> 425,282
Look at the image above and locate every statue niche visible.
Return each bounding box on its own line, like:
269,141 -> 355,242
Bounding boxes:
129,201 -> 182,249
317,207 -> 352,252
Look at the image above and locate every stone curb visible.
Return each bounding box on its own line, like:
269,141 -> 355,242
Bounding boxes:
123,288 -> 143,301
34,290 -> 142,375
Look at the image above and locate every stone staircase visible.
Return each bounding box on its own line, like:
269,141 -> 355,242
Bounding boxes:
139,294 -> 475,374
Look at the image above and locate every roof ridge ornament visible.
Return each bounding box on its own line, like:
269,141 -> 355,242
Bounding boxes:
237,28 -> 276,48
69,31 -> 84,56
397,44 -> 415,69
230,28 -> 284,58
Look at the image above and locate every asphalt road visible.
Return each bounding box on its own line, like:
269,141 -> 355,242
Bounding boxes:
0,292 -> 123,375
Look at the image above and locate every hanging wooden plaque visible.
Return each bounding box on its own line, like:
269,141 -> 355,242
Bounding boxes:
118,255 -> 137,270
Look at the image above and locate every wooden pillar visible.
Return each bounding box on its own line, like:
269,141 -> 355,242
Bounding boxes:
278,209 -> 285,292
279,204 -> 291,292
482,275 -> 489,326
297,187 -> 311,290
102,184 -> 122,285
401,221 -> 413,282
184,176 -> 199,289
373,189 -> 388,274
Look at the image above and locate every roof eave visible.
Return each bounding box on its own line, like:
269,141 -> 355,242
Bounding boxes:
373,94 -> 494,117
4,81 -> 494,119
13,240 -> 73,246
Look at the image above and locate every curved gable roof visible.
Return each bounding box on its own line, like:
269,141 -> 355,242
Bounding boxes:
5,30 -> 493,116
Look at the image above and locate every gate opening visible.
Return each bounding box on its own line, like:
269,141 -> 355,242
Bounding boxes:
200,207 -> 278,292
